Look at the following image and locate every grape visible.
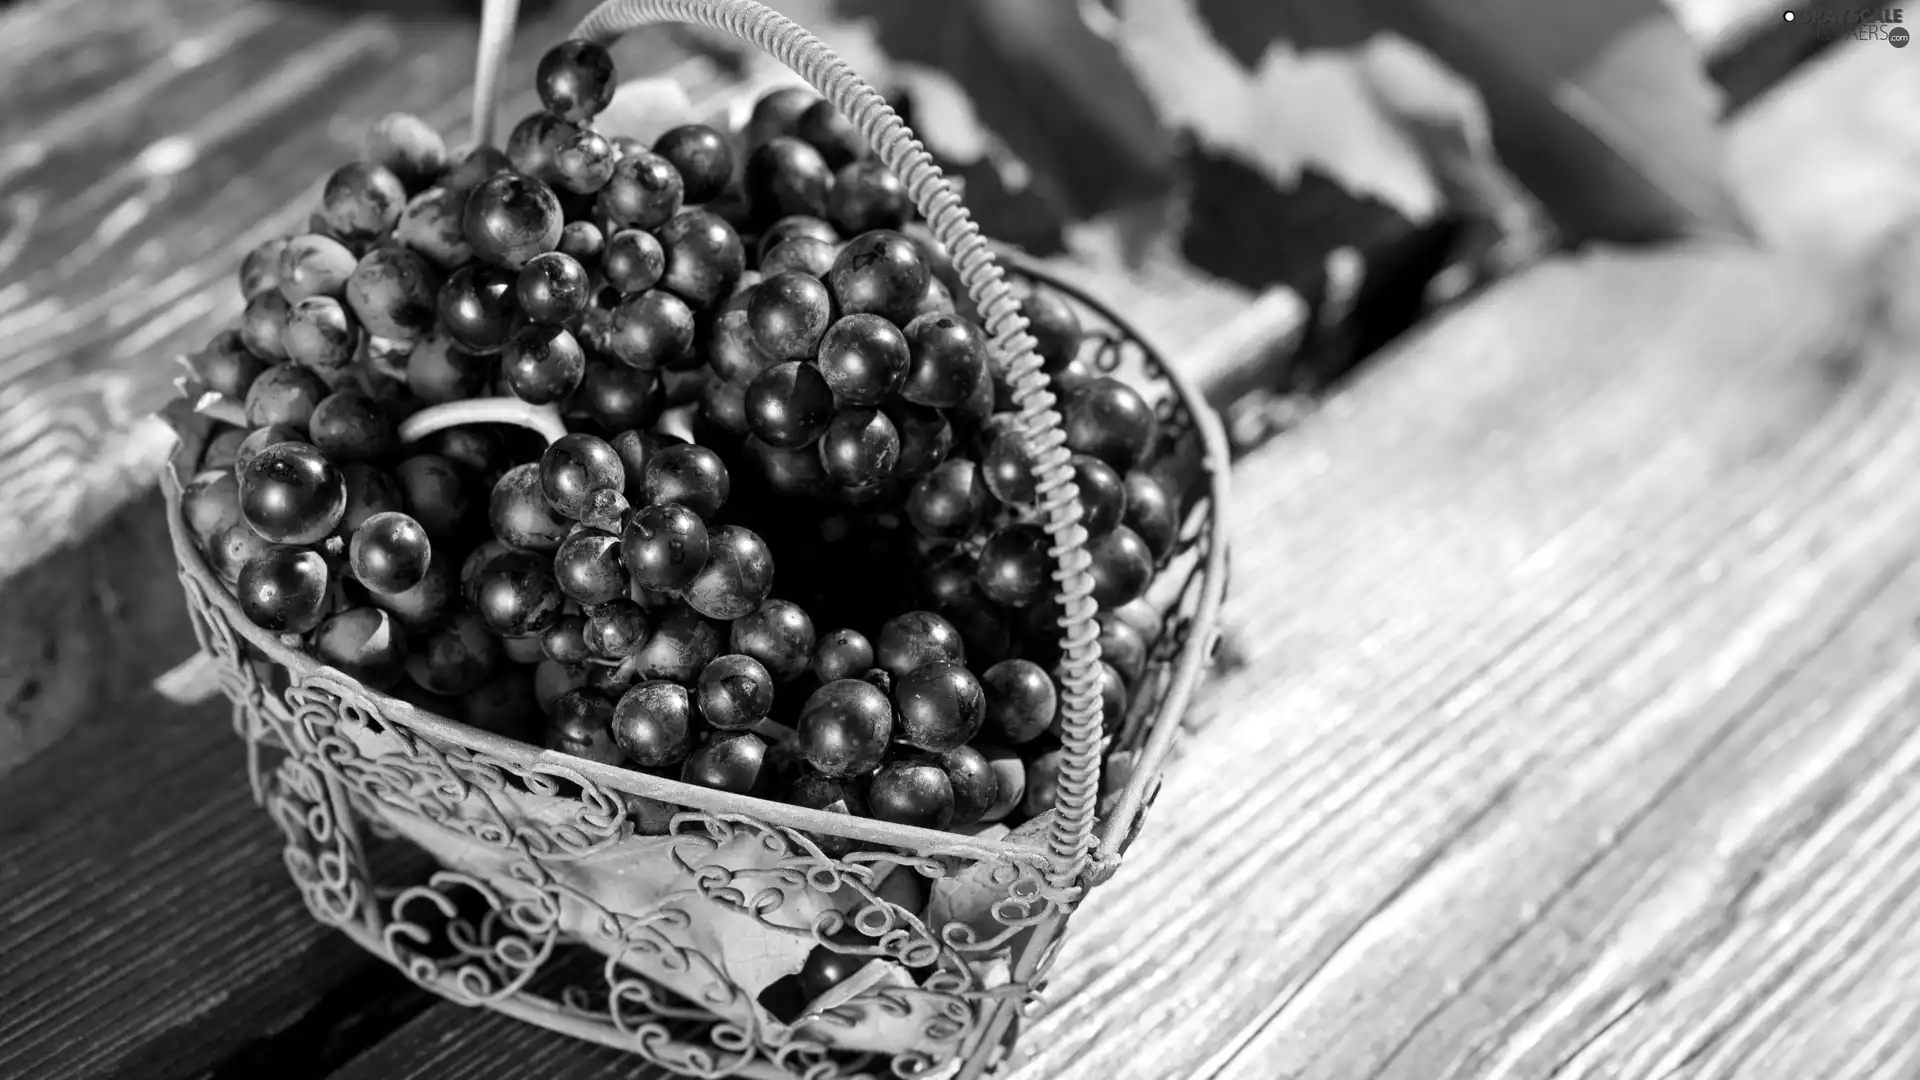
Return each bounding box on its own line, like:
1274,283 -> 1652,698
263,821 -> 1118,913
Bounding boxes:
893,660 -> 986,752
885,402 -> 952,479
320,162 -> 407,243
463,669 -> 540,740
553,529 -> 628,606
817,408 -> 899,487
826,230 -> 927,326
699,375 -> 752,438
696,653 -> 774,731
192,331 -> 267,400
234,424 -> 308,475
980,427 -> 1043,505
603,229 -> 665,294
630,603 -> 721,682
240,442 -> 347,545
915,275 -> 957,320
474,551 -> 565,637
502,323 -> 586,404
869,758 -> 954,830
584,599 -> 651,659
406,610 -> 500,695
794,98 -> 863,170
1062,377 -> 1158,471
757,236 -> 837,278
461,539 -> 519,603
786,774 -> 867,856
403,330 -> 489,403
599,150 -> 685,230
363,112 -> 446,191
939,745 -> 996,827
534,660 -> 589,717
797,679 -> 891,777
239,237 -> 290,298
655,209 -> 745,309
538,433 -> 625,520
277,233 -> 358,302
875,611 -> 965,679
395,187 -> 475,268
976,523 -> 1052,607
506,111 -> 580,183
183,470 -> 244,547
730,598 -> 816,682
239,290 -> 292,360
201,429 -> 247,473
815,314 -> 908,406
1069,454 -> 1128,538
977,743 -> 1026,822
1020,283 -> 1085,371
465,172 -> 564,269
744,436 -> 833,499
575,364 -> 660,434
757,217 -> 839,263
337,463 -> 404,535
349,510 -> 432,594
1095,611 -> 1149,685
745,138 -> 834,227
703,288 -> 771,383
537,40 -> 617,122
208,521 -> 275,586
1123,471 -> 1177,558
542,614 -> 592,664
313,607 -> 409,691
512,250 -> 590,325
501,633 -> 545,665
489,463 -> 570,551
905,459 -> 991,540
442,143 -> 514,195
684,525 -> 774,620
558,219 -> 605,263
900,312 -> 987,409
744,86 -> 818,148
396,454 -> 475,539
546,688 -> 624,765
826,159 -> 910,235
345,244 -> 440,341
309,389 -> 397,461
370,556 -> 456,629
646,124 -> 730,205
282,296 -> 358,371
812,629 -> 873,683
1087,526 -> 1154,609
682,731 -> 771,794
748,271 -> 833,361
438,264 -> 518,353
238,545 -> 331,633
981,658 -> 1055,744
552,129 -> 617,194
606,289 -> 695,369
644,443 -> 730,519
610,430 -> 677,502
611,681 -> 696,767
744,362 -> 833,449
619,500 -> 708,592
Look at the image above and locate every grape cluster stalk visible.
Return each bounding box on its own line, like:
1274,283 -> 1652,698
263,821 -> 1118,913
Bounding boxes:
181,41 -> 1183,927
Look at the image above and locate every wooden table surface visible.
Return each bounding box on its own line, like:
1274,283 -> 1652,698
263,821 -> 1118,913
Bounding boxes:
5,1 -> 1920,1078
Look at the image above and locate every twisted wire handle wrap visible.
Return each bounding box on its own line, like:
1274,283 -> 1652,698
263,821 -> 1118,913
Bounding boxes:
572,0 -> 1106,886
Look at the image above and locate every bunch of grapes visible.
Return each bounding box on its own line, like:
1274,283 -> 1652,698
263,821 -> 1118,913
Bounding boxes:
177,40 -> 1181,844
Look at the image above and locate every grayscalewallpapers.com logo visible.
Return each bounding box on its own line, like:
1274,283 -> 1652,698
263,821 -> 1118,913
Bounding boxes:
1783,6 -> 1910,44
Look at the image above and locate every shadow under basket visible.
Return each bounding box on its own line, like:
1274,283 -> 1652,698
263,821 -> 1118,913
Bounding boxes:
160,2 -> 1229,1077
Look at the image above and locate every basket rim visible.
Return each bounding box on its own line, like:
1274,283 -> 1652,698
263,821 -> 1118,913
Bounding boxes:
166,254 -> 1225,873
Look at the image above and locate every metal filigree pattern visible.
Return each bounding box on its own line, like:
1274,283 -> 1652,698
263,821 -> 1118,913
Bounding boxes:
164,226 -> 1225,1080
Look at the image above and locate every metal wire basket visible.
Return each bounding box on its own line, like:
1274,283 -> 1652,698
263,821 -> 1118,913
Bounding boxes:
160,1 -> 1229,1076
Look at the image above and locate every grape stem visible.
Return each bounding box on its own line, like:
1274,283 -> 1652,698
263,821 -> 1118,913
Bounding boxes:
399,397 -> 567,445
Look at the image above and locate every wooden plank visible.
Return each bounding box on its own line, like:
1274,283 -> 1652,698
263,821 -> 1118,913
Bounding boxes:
0,490 -> 435,1080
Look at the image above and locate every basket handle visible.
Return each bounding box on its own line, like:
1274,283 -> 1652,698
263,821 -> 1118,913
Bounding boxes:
567,0 -> 1108,886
